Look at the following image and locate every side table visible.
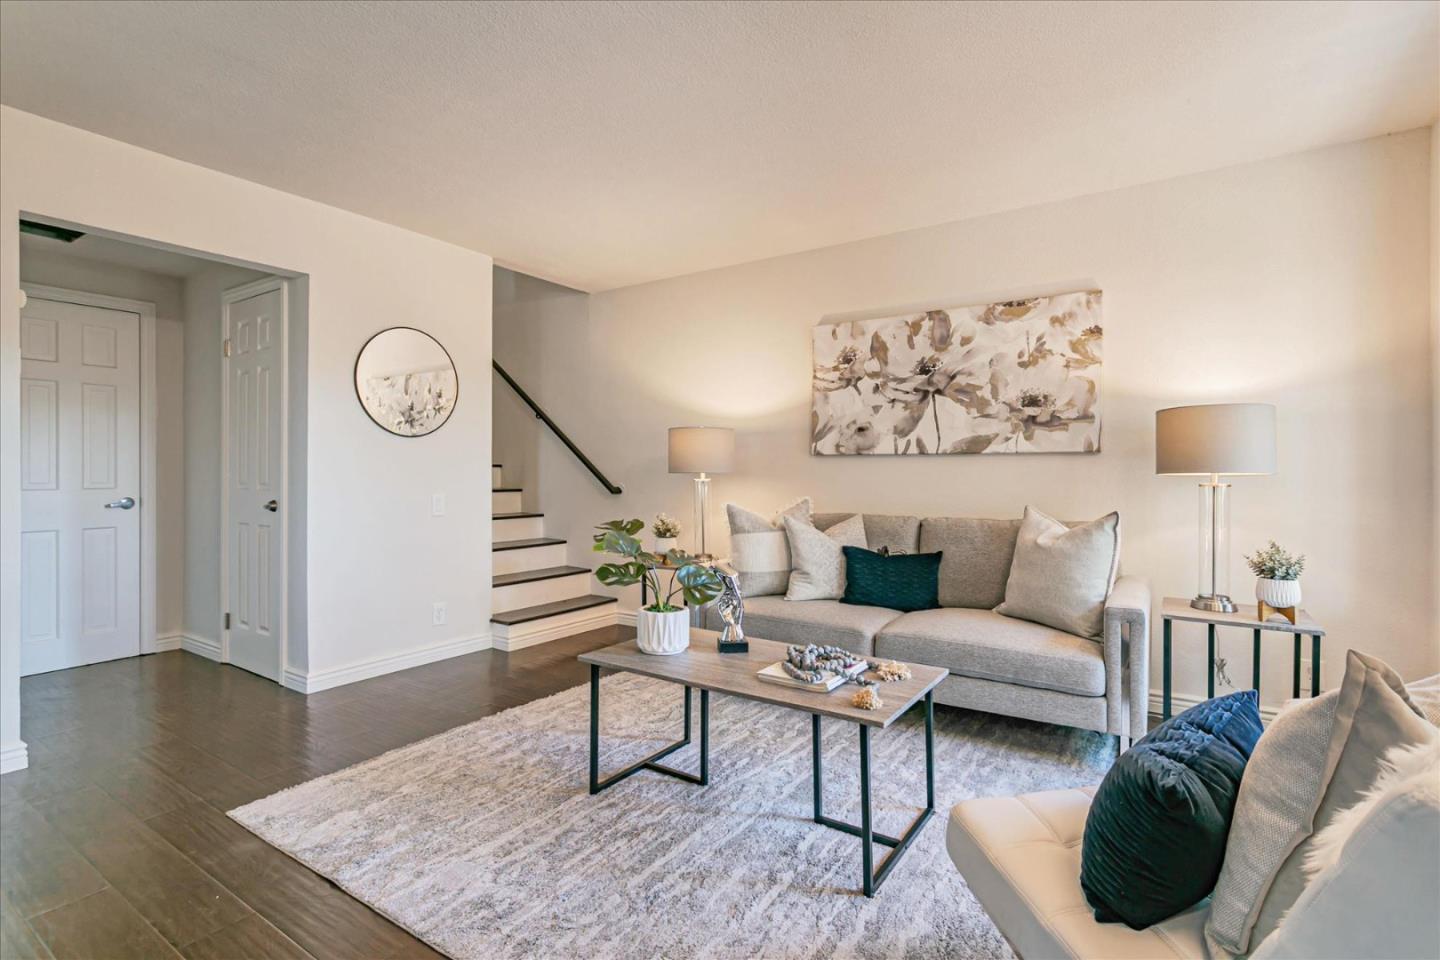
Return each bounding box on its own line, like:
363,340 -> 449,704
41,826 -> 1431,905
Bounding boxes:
1160,597 -> 1327,720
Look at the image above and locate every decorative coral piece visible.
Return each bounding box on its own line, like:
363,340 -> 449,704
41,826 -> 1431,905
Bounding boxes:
852,687 -> 884,710
873,659 -> 912,682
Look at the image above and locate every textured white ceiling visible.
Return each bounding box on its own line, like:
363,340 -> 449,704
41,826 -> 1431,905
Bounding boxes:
2,0 -> 1435,291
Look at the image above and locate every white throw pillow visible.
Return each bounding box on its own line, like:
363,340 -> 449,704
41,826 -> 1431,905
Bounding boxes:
725,498 -> 811,596
1250,739 -> 1440,960
994,506 -> 1119,637
783,513 -> 866,602
1404,671 -> 1440,726
1206,651 -> 1432,957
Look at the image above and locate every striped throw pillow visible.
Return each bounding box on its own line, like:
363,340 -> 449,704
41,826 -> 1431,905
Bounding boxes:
726,498 -> 812,596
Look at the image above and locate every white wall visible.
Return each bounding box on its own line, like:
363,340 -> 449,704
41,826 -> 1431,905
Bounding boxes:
499,129 -> 1437,713
492,268 -> 591,508
1,106 -> 493,768
17,251 -> 188,639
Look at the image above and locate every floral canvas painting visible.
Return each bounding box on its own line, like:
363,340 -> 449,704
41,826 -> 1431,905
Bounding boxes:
811,290 -> 1102,455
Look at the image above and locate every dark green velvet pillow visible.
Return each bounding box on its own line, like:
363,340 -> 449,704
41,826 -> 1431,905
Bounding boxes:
840,546 -> 941,612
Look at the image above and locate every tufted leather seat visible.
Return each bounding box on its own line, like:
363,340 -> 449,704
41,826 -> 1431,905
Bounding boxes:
946,787 -> 1208,959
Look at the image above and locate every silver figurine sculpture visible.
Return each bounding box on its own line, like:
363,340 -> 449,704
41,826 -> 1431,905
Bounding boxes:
713,565 -> 745,647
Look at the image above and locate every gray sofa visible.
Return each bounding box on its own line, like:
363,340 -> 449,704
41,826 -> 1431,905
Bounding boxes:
705,512 -> 1150,744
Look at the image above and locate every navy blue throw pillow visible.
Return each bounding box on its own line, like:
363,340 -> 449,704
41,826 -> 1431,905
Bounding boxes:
840,546 -> 941,612
1080,690 -> 1264,929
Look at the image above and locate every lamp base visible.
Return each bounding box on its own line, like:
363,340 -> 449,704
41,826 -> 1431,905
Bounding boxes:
1191,594 -> 1237,613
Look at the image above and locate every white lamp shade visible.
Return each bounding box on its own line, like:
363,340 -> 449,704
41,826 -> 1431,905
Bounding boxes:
668,426 -> 735,474
1155,403 -> 1276,476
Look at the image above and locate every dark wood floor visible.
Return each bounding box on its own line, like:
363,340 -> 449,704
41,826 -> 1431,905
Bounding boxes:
0,626 -> 631,959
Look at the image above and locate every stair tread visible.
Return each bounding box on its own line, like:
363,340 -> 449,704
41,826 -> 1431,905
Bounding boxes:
491,594 -> 617,625
493,537 -> 566,552
493,565 -> 590,587
493,511 -> 544,519
494,487 -> 523,493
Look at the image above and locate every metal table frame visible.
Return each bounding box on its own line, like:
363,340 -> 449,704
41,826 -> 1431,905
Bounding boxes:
1161,608 -> 1324,720
587,663 -> 935,897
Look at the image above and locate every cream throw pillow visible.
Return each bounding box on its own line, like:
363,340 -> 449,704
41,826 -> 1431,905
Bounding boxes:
725,498 -> 811,596
1250,739 -> 1440,960
1206,650 -> 1431,957
783,513 -> 866,602
995,506 -> 1119,638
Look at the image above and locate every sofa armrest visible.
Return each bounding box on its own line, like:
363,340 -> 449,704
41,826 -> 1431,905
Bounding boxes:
1103,575 -> 1151,741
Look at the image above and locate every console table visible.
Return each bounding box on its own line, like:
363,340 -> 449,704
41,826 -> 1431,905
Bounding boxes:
1160,597 -> 1326,720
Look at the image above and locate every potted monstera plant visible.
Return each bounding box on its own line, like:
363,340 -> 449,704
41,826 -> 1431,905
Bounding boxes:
593,519 -> 723,655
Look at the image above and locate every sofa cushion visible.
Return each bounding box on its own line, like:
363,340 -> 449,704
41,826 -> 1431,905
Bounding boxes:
874,607 -> 1105,697
783,513 -> 865,601
815,512 -> 921,555
726,498 -> 811,596
920,517 -> 1021,608
996,507 -> 1120,638
841,546 -> 941,612
704,595 -> 898,657
1081,691 -> 1263,929
947,787 -> 1209,960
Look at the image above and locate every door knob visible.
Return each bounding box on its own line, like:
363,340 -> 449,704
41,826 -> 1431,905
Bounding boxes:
264,500 -> 279,512
104,497 -> 136,510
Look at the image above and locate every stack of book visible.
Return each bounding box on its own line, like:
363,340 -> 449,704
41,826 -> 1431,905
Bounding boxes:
756,659 -> 867,693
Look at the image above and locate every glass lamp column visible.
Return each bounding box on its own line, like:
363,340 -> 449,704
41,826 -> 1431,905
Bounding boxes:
692,472 -> 713,561
1193,473 -> 1235,612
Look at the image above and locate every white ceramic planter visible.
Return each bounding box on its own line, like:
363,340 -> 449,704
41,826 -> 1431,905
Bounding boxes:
1255,577 -> 1302,608
636,607 -> 690,655
653,536 -> 678,556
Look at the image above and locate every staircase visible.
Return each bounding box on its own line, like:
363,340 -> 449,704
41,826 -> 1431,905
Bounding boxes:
489,463 -> 618,650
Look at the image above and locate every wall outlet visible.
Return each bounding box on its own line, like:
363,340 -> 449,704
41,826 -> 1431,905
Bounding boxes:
1302,657 -> 1318,691
431,493 -> 446,517
432,601 -> 447,626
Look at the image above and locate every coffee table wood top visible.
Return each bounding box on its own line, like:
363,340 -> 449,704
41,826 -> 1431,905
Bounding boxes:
580,630 -> 947,728
1161,597 -> 1325,635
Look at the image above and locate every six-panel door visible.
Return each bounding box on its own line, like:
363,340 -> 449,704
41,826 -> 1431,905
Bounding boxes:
19,297 -> 142,676
226,286 -> 285,681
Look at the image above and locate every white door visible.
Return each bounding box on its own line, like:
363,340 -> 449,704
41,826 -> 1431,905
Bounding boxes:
224,284 -> 286,681
20,297 -> 142,675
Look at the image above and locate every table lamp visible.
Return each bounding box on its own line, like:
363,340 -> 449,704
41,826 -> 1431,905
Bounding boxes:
668,426 -> 734,561
1156,403 -> 1276,612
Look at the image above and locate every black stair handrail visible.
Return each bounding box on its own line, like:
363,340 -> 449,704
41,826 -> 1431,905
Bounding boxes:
493,360 -> 622,495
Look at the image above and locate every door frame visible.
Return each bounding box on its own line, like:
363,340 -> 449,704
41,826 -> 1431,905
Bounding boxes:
219,276 -> 289,680
18,283 -> 159,659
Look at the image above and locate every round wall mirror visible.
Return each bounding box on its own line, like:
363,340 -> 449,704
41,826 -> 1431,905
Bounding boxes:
354,327 -> 458,437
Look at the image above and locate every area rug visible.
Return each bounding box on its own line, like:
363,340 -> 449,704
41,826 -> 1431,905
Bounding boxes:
231,673 -> 1113,959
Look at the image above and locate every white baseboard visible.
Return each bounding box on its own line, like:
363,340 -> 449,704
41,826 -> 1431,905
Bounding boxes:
282,633 -> 493,694
180,633 -> 223,661
0,740 -> 29,774
617,609 -> 637,627
1148,691 -> 1281,723
152,634 -> 184,652
495,608 -> 617,651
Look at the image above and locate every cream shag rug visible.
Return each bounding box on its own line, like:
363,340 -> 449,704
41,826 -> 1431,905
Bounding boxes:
231,674 -> 1113,959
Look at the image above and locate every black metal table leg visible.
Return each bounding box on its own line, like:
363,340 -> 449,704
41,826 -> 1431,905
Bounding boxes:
859,725 -> 873,897
1311,635 -> 1321,696
1252,628 -> 1261,693
810,699 -> 935,897
1162,618 -> 1172,719
589,674 -> 707,794
1293,634 -> 1302,699
1207,624 -> 1216,699
812,714 -> 823,822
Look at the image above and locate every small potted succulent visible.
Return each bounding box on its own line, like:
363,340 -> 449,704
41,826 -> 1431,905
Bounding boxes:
651,513 -> 681,555
1246,540 -> 1305,611
593,519 -> 723,655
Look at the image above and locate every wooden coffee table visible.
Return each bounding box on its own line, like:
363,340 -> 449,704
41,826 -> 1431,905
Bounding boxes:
579,630 -> 948,896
